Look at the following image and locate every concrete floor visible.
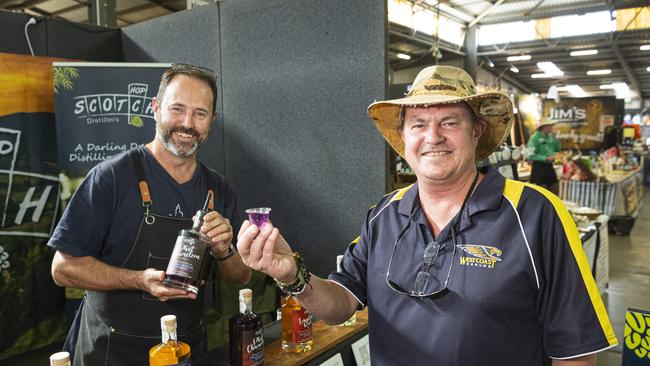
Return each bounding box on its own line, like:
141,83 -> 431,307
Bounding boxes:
4,194 -> 650,366
596,192 -> 650,366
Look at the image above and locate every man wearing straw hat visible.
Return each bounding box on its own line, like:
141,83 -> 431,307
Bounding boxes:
528,118 -> 562,194
237,66 -> 617,365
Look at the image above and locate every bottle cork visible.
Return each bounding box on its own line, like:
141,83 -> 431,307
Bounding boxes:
50,351 -> 70,366
161,314 -> 177,332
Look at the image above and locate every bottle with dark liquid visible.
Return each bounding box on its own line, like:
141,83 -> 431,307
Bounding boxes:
164,193 -> 212,294
281,296 -> 313,353
149,315 -> 191,366
229,289 -> 264,366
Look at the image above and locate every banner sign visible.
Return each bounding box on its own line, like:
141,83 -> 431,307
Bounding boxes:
53,62 -> 169,179
542,96 -> 619,150
623,307 -> 650,365
0,52 -> 69,360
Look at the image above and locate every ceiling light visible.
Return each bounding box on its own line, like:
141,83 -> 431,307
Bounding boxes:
484,57 -> 495,68
640,45 -> 650,51
507,55 -> 532,62
570,49 -> 598,56
510,65 -> 519,73
396,53 -> 411,60
647,66 -> 650,72
564,85 -> 587,97
536,62 -> 564,77
531,73 -> 554,78
599,84 -> 615,90
586,69 -> 611,75
612,82 -> 631,99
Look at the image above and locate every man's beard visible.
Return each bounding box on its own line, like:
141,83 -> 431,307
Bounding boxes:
156,123 -> 206,158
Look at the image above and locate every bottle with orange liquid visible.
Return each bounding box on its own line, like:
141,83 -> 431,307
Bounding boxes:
149,315 -> 191,366
281,295 -> 313,353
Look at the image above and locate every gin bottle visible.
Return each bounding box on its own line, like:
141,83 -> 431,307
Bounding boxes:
229,289 -> 264,366
149,315 -> 191,366
281,296 -> 313,353
164,194 -> 212,294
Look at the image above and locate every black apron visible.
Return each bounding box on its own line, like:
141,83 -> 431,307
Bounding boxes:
71,151 -> 214,366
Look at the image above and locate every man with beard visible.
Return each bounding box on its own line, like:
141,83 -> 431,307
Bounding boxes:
49,64 -> 252,365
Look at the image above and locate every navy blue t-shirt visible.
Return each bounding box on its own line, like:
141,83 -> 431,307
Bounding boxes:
49,146 -> 242,266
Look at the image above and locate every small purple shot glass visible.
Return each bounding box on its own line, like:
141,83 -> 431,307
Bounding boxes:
245,207 -> 271,227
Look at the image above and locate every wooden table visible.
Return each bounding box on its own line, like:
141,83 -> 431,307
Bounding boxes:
264,309 -> 368,366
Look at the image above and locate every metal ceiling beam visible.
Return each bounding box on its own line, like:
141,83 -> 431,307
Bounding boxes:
468,0 -> 505,28
611,42 -> 643,98
6,0 -> 49,10
479,0 -> 650,25
481,66 -> 535,94
389,29 -> 466,56
476,29 -> 650,56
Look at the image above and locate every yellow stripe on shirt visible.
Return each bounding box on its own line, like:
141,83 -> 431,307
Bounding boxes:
522,182 -> 618,346
503,179 -> 525,209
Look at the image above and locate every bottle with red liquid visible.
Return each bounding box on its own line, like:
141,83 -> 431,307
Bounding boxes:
229,289 -> 264,366
163,193 -> 212,294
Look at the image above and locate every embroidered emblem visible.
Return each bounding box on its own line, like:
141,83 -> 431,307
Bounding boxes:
171,204 -> 184,218
457,244 -> 503,269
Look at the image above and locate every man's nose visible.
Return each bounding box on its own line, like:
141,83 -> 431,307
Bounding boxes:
180,112 -> 195,128
424,124 -> 444,144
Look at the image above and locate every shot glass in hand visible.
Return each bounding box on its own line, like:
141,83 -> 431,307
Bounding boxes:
246,207 -> 271,227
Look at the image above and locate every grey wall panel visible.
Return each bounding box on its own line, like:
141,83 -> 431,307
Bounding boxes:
0,12 -> 120,60
221,0 -> 387,277
45,20 -> 122,60
0,11 -> 47,55
121,6 -> 224,173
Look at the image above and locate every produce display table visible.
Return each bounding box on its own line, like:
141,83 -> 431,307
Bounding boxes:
559,168 -> 644,235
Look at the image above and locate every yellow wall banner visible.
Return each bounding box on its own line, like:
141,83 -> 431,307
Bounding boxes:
624,307 -> 650,365
0,52 -> 70,360
542,96 -> 619,150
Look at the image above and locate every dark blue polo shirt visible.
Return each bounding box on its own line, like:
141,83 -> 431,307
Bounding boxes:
329,167 -> 617,366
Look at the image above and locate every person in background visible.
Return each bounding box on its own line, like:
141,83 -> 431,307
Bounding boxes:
528,118 -> 562,194
49,63 -> 252,365
236,65 -> 617,365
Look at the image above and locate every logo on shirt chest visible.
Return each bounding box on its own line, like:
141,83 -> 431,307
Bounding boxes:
457,244 -> 502,269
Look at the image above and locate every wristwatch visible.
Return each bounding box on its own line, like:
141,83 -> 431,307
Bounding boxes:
275,251 -> 311,295
211,243 -> 236,261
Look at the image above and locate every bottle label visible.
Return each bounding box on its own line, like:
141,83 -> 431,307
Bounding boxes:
291,309 -> 313,343
166,235 -> 209,280
242,328 -> 264,366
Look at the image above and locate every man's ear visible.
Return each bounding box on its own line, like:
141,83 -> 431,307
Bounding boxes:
474,119 -> 487,140
152,96 -> 161,119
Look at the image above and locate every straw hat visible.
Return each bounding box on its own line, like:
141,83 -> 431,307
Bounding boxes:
537,118 -> 556,129
367,65 -> 513,160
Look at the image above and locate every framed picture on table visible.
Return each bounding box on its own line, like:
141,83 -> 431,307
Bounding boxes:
351,334 -> 371,366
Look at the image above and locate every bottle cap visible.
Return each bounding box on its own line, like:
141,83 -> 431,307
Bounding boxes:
50,351 -> 70,366
161,314 -> 177,331
239,288 -> 253,299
